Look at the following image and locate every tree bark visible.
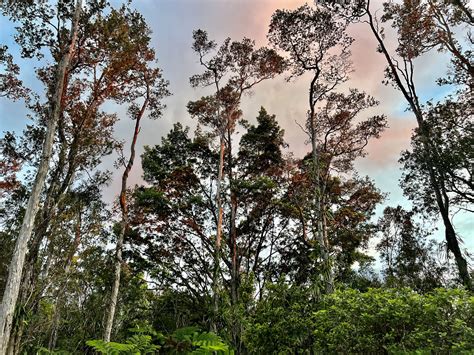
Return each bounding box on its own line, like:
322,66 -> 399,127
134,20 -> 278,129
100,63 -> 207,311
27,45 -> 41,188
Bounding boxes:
0,1 -> 82,353
227,126 -> 239,307
365,0 -> 472,290
48,206 -> 82,351
226,124 -> 241,353
308,70 -> 334,294
103,93 -> 149,342
211,133 -> 225,332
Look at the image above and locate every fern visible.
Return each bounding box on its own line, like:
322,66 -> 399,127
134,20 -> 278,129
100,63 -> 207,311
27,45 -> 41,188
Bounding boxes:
86,339 -> 142,354
192,331 -> 230,353
36,348 -> 71,355
86,326 -> 231,354
126,335 -> 160,354
168,327 -> 232,354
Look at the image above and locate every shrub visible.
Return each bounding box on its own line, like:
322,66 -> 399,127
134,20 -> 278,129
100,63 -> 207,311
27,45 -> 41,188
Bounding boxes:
313,288 -> 474,353
244,282 -> 317,354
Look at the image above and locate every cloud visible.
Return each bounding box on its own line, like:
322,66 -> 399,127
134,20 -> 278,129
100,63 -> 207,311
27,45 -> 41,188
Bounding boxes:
362,116 -> 416,168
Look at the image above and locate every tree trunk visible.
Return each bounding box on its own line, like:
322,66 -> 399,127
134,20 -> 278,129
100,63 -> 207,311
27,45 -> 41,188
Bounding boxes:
211,133 -> 225,332
0,2 -> 82,352
366,0 -> 472,290
48,206 -> 82,351
309,110 -> 334,293
442,208 -> 472,288
103,94 -> 149,342
321,204 -> 334,293
8,143 -> 78,353
226,125 -> 241,353
227,126 -> 238,307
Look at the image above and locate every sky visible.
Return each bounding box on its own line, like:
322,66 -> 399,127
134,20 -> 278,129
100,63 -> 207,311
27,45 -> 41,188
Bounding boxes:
0,0 -> 472,254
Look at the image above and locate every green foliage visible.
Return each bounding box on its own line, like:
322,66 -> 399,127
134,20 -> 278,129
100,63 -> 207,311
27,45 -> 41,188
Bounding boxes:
1,0 -> 472,353
87,325 -> 162,354
238,107 -> 287,176
86,340 -> 139,354
377,206 -> 448,291
313,288 -> 474,353
245,286 -> 473,353
164,326 -> 231,354
400,99 -> 473,214
87,326 -> 231,354
36,348 -> 71,355
244,281 -> 317,354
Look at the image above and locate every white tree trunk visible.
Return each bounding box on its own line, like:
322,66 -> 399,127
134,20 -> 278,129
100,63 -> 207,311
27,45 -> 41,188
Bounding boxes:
310,114 -> 334,294
211,133 -> 225,331
103,220 -> 126,342
103,96 -> 149,342
0,1 -> 82,353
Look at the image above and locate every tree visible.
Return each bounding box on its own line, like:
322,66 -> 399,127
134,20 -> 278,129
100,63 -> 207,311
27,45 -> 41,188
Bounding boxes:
0,1 -> 170,351
233,107 -> 289,298
364,0 -> 473,289
131,108 -> 290,351
103,12 -> 169,341
268,5 -> 386,292
189,30 -> 285,338
129,123 -> 218,332
268,4 -> 353,292
327,176 -> 383,283
320,0 -> 473,289
377,206 -> 448,291
0,1 -> 82,351
278,165 -> 383,288
400,99 -> 473,214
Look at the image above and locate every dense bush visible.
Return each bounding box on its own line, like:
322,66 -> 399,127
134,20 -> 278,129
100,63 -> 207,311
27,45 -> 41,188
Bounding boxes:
314,288 -> 473,353
244,282 -> 318,354
246,286 -> 473,353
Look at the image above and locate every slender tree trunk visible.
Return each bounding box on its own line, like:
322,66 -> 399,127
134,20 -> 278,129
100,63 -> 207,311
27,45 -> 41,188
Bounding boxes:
103,95 -> 149,342
227,127 -> 238,307
226,125 -> 241,353
0,2 -> 82,352
9,162 -> 78,353
230,191 -> 238,305
212,133 -> 225,332
366,0 -> 472,290
20,111 -> 79,304
426,160 -> 472,289
321,201 -> 334,293
7,84 -> 79,355
5,324 -> 21,355
48,206 -> 82,351
309,107 -> 334,293
17,80 -> 101,342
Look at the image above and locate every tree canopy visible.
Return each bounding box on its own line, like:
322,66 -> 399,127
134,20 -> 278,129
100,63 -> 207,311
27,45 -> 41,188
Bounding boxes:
0,0 -> 472,353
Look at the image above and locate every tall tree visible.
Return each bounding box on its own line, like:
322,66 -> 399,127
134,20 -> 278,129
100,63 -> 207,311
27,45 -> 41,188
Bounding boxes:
319,0 -> 473,289
365,0 -> 472,289
233,107 -> 290,307
131,123 -> 218,317
189,30 -> 285,331
1,2 -> 170,351
0,1 -> 82,351
131,108 -> 290,351
268,4 -> 352,293
103,38 -> 169,341
377,206 -> 448,291
268,4 -> 385,292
